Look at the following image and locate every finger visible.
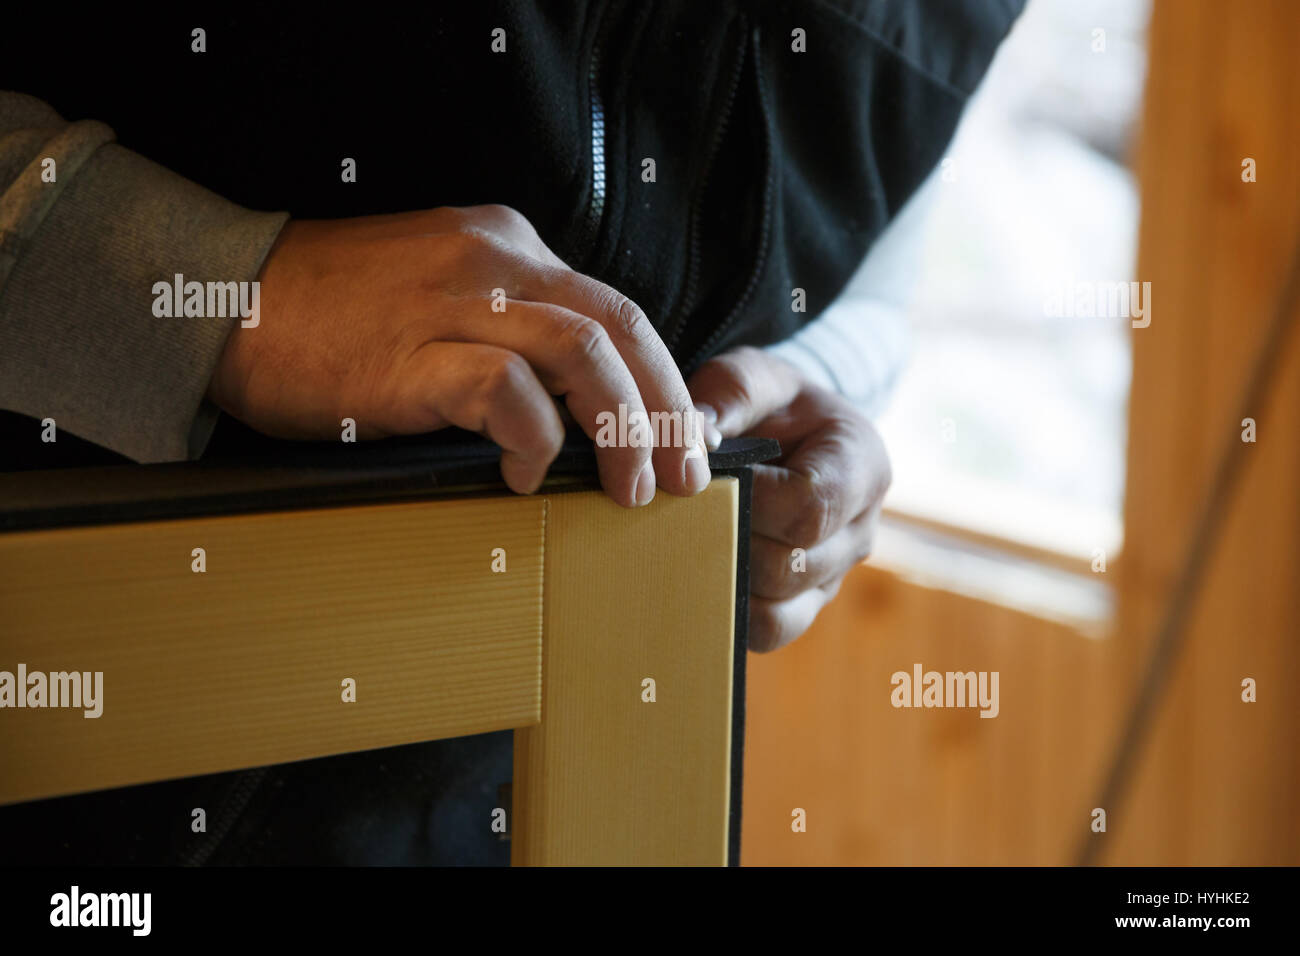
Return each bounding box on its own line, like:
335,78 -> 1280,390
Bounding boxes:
750,508 -> 878,601
432,299 -> 656,508
693,402 -> 724,450
389,342 -> 565,495
522,268 -> 711,497
750,588 -> 835,653
750,404 -> 888,545
687,346 -> 804,438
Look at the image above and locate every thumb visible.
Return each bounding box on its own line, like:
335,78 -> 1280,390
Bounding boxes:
688,346 -> 804,437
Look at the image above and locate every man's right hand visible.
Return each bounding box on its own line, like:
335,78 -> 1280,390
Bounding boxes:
208,204 -> 711,507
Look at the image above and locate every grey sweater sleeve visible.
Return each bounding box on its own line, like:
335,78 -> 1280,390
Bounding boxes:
0,91 -> 289,462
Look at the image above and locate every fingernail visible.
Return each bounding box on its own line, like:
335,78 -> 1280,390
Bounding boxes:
635,461 -> 656,506
691,404 -> 722,450
683,443 -> 711,494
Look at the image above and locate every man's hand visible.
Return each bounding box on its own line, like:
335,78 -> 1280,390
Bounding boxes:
689,346 -> 891,652
209,205 -> 710,507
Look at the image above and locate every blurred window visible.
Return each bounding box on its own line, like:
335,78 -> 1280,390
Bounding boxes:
872,0 -> 1150,563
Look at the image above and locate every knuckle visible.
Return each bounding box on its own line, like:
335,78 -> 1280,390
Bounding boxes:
715,352 -> 760,410
786,472 -> 840,545
530,416 -> 565,459
609,294 -> 650,340
481,353 -> 531,403
485,203 -> 531,231
447,227 -> 501,267
562,313 -> 612,361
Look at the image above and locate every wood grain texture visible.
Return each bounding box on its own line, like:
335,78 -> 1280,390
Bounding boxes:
512,479 -> 738,865
1106,0 -> 1300,865
741,563 -> 1116,865
0,496 -> 545,805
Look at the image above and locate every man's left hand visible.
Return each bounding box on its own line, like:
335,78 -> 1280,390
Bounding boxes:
689,346 -> 891,652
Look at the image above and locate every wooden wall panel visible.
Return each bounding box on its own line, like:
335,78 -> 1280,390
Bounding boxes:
741,565 -> 1113,865
1109,0 -> 1300,865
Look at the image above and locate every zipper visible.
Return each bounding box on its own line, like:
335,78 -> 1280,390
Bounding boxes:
680,27 -> 773,376
576,26 -> 609,266
663,16 -> 750,358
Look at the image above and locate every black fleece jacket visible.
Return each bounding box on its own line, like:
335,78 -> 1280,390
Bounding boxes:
7,1 -> 1021,373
